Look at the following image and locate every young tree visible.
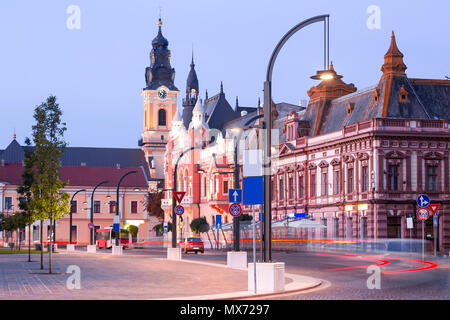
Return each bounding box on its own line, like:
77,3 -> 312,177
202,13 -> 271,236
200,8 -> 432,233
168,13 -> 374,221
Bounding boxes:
190,217 -> 212,249
17,138 -> 36,262
29,96 -> 70,273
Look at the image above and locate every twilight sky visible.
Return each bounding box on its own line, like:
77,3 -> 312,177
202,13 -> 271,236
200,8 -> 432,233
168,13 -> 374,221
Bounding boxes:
0,0 -> 449,149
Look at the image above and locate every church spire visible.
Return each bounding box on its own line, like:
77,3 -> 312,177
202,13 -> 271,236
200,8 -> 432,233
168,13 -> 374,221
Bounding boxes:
381,31 -> 407,76
145,16 -> 177,91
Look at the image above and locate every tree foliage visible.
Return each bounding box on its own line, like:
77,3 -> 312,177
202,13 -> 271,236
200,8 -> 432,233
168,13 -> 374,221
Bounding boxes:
146,191 -> 164,220
190,217 -> 210,234
239,213 -> 253,221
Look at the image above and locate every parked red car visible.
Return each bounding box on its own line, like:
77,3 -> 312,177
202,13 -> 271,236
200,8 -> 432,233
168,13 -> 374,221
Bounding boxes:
181,237 -> 204,254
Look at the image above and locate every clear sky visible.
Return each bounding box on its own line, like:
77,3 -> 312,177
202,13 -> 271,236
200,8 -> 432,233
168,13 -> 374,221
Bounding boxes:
0,0 -> 449,149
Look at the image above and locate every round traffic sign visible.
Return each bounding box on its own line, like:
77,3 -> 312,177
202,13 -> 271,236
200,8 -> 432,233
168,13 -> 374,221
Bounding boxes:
88,223 -> 95,230
229,203 -> 242,217
417,194 -> 430,208
175,205 -> 184,216
416,207 -> 430,221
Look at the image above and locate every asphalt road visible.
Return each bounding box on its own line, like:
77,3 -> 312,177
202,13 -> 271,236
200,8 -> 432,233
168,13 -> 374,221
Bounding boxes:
125,246 -> 450,300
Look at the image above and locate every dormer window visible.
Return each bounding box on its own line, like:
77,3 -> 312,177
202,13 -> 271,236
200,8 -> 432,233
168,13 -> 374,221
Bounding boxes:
374,89 -> 379,103
399,85 -> 409,103
347,102 -> 355,115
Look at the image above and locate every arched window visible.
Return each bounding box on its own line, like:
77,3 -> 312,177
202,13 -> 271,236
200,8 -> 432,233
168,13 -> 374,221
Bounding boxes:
158,109 -> 166,126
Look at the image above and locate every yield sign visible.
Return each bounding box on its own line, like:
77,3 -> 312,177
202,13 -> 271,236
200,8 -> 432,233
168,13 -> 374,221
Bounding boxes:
173,192 -> 186,204
428,203 -> 440,216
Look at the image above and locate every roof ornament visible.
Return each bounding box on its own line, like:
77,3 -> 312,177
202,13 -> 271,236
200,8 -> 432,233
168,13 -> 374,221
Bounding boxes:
381,31 -> 407,76
235,96 -> 239,108
220,81 -> 224,95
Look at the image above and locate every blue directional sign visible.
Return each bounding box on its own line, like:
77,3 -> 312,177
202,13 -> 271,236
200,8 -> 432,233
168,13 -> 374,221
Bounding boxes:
228,189 -> 242,203
417,194 -> 430,208
113,223 -> 120,233
215,214 -> 222,230
295,213 -> 309,218
243,176 -> 263,205
163,222 -> 168,234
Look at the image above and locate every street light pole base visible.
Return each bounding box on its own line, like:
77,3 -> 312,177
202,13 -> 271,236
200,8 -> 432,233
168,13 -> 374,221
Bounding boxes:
66,244 -> 75,251
248,262 -> 285,293
87,245 -> 96,253
227,251 -> 247,269
167,247 -> 182,260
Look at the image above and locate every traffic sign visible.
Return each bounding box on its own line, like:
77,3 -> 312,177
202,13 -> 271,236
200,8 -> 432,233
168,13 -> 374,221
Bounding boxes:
215,214 -> 222,229
175,205 -> 184,216
88,223 -> 94,230
174,192 -> 186,204
433,215 -> 438,227
417,207 -> 430,221
113,223 -> 120,232
163,222 -> 168,234
229,203 -> 242,217
228,189 -> 242,203
243,176 -> 263,205
428,203 -> 440,216
417,194 -> 430,208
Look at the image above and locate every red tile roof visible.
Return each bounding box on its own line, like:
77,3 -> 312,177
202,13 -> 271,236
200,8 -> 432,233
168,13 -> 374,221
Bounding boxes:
0,164 -> 148,188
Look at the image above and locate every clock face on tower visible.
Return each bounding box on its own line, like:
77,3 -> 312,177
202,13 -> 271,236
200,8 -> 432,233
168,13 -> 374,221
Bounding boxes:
158,88 -> 167,99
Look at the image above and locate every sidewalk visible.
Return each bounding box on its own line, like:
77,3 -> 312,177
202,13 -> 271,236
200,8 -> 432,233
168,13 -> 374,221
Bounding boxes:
0,250 -> 322,300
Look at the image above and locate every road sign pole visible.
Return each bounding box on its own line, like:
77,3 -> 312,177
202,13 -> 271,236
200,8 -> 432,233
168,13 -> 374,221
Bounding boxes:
252,205 -> 256,294
422,221 -> 424,260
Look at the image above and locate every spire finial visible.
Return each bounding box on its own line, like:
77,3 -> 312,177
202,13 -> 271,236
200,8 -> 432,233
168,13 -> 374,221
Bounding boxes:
220,81 -> 224,94
205,89 -> 208,100
13,129 -> 16,140
157,8 -> 162,30
381,30 -> 407,75
191,44 -> 195,67
236,96 -> 239,108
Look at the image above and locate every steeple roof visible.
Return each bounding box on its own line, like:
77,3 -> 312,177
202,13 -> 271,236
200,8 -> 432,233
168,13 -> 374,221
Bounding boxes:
381,31 -> 407,76
144,18 -> 178,91
186,53 -> 199,95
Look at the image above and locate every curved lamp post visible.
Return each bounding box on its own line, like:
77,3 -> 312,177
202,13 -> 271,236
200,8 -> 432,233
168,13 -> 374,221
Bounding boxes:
115,171 -> 137,246
69,189 -> 86,245
90,181 -> 109,245
171,146 -> 202,248
263,14 -> 331,262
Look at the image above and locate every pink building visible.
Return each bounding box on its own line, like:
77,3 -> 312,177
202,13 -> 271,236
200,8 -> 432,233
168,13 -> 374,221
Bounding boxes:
162,32 -> 450,252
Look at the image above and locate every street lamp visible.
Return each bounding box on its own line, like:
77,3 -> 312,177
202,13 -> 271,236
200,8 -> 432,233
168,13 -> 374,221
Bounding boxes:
171,146 -> 202,248
69,189 -> 86,245
263,14 -> 331,262
90,181 -> 109,245
115,171 -> 137,246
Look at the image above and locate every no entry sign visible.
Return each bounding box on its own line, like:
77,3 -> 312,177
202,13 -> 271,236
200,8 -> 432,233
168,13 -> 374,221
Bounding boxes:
416,207 -> 430,221
229,203 -> 242,217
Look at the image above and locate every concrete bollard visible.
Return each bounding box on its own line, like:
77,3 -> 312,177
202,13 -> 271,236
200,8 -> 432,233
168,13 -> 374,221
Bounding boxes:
227,251 -> 248,269
248,262 -> 285,293
112,245 -> 123,256
167,247 -> 182,260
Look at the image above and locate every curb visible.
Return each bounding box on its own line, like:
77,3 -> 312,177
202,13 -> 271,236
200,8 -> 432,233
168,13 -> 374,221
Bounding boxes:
156,258 -> 324,300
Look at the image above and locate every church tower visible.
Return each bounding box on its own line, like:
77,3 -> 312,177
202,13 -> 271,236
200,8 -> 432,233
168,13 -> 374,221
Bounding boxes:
141,18 -> 179,179
182,53 -> 199,129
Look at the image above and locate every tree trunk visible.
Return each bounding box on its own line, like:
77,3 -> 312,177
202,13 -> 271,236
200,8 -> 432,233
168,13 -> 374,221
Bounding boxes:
40,220 -> 43,270
28,223 -> 31,262
49,217 -> 53,274
205,231 -> 213,250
